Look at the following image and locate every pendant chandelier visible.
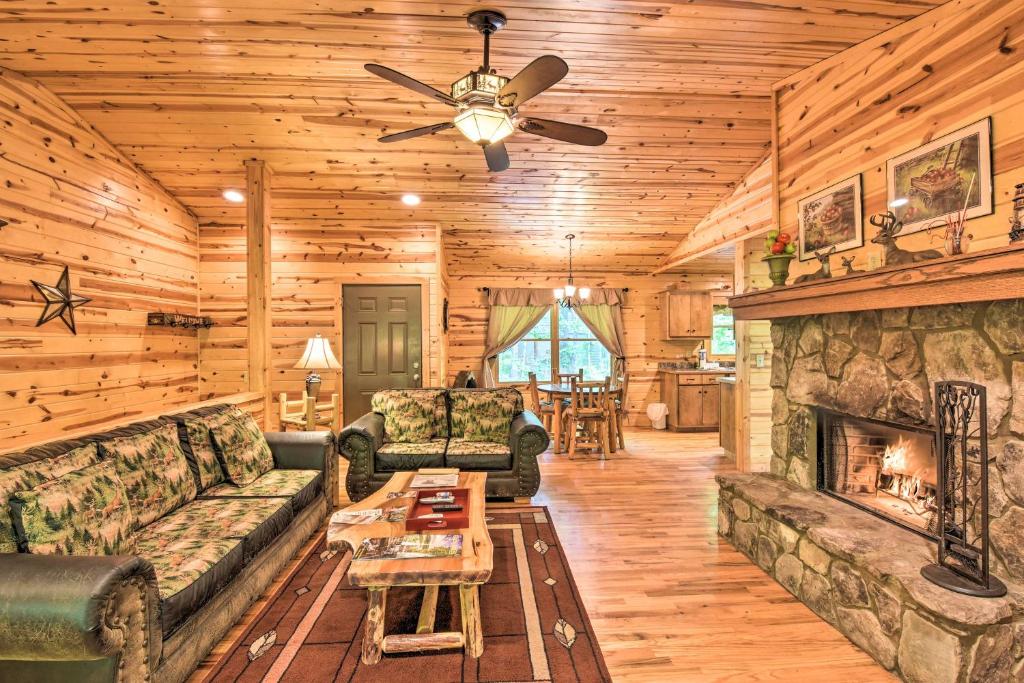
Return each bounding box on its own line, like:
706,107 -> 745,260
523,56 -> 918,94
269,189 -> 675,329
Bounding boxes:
553,234 -> 591,307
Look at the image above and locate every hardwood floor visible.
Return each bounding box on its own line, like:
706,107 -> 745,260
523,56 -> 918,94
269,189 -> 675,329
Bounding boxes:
191,428 -> 893,682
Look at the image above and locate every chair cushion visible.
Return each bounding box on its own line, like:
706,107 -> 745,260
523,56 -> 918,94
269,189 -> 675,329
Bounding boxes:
99,423 -> 198,530
371,389 -> 447,442
134,532 -> 243,635
0,442 -> 101,554
200,469 -> 322,514
142,497 -> 293,563
210,412 -> 275,487
177,408 -> 241,492
10,460 -> 135,556
375,438 -> 448,471
444,438 -> 512,470
449,389 -> 517,443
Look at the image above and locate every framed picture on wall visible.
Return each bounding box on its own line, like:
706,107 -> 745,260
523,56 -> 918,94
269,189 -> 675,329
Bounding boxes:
796,174 -> 864,261
886,117 -> 993,236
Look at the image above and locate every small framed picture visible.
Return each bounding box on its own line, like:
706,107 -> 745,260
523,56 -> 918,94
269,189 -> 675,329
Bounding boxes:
886,118 -> 993,236
797,174 -> 864,261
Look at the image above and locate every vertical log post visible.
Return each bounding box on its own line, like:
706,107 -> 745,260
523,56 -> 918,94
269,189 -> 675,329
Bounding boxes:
245,159 -> 272,418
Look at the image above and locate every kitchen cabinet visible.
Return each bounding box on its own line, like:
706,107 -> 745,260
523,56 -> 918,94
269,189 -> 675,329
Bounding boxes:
660,370 -> 732,432
662,291 -> 712,339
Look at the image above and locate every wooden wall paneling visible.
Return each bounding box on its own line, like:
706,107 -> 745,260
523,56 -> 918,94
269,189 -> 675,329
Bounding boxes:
774,0 -> 1024,282
0,1 -> 943,276
444,270 -> 731,426
0,67 -> 202,449
655,156 -> 774,273
245,160 -> 272,418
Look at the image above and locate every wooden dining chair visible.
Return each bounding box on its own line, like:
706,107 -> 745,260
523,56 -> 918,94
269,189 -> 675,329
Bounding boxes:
564,376 -> 612,460
279,392 -> 341,432
610,373 -> 629,452
552,368 -> 584,386
528,372 -> 557,432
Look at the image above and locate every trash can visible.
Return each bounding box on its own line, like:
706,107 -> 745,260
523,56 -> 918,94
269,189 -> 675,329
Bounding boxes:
647,403 -> 669,430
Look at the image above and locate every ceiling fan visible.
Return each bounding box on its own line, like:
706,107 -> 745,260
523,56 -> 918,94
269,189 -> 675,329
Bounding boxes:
327,10 -> 608,172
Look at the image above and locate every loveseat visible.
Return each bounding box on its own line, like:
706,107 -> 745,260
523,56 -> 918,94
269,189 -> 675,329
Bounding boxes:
338,387 -> 548,501
0,403 -> 333,683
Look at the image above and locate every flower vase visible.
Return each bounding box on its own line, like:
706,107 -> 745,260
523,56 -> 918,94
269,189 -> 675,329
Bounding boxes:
944,232 -> 972,256
763,254 -> 795,287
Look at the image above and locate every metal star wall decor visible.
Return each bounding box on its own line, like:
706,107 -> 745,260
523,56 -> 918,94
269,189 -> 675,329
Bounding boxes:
31,266 -> 91,334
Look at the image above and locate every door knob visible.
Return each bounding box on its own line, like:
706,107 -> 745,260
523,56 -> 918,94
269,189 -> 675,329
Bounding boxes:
413,373 -> 421,382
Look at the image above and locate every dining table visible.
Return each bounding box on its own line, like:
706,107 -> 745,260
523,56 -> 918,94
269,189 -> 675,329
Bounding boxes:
536,383 -> 624,455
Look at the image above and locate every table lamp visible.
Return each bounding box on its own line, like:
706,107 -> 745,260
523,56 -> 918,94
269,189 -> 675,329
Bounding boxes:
293,333 -> 341,400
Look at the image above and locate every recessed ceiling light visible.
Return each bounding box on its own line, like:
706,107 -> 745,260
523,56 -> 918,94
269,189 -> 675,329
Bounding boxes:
222,189 -> 245,203
401,193 -> 422,207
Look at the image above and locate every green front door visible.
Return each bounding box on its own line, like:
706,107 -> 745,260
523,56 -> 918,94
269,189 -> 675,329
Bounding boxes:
341,284 -> 423,424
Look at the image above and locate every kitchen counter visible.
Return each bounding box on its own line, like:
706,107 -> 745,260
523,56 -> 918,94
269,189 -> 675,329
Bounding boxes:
658,367 -> 736,375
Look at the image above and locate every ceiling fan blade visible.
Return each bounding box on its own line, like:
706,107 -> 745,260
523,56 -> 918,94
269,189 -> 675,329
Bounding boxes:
483,142 -> 510,172
364,64 -> 457,107
378,122 -> 454,143
518,117 -> 607,146
497,55 -> 568,108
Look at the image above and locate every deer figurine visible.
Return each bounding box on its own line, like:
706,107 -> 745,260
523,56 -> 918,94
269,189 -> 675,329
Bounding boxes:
840,255 -> 862,275
869,211 -> 943,266
794,246 -> 836,284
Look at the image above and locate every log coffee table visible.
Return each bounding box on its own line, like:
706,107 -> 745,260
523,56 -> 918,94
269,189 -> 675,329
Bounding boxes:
327,471 -> 493,664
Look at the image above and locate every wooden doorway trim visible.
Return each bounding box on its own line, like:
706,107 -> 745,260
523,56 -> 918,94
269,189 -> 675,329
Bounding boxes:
337,277 -> 432,420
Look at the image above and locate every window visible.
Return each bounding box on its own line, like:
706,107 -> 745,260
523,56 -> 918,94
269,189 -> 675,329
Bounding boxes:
497,306 -> 612,383
711,304 -> 736,356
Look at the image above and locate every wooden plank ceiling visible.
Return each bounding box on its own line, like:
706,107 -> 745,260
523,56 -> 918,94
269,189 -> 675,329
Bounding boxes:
0,0 -> 944,275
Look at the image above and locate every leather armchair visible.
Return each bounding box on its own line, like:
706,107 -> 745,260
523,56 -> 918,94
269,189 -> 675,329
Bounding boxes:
0,554 -> 160,683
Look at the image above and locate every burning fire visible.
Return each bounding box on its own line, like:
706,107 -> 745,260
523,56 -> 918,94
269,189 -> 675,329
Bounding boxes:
881,437 -> 936,502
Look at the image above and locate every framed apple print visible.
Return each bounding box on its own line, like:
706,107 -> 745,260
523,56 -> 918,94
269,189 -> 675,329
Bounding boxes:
886,117 -> 993,236
796,174 -> 864,261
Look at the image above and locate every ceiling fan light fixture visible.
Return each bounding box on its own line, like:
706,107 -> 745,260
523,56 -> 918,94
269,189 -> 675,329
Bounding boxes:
578,286 -> 591,299
454,105 -> 514,145
553,287 -> 565,299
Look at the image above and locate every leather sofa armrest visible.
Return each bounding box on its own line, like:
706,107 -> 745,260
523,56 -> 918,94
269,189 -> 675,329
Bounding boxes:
338,412 -> 384,502
0,553 -> 161,675
509,410 -> 548,499
265,431 -> 334,473
337,412 -> 384,461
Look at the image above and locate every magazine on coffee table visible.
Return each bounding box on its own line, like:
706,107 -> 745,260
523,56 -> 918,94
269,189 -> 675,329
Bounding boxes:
410,472 -> 459,488
352,533 -> 463,561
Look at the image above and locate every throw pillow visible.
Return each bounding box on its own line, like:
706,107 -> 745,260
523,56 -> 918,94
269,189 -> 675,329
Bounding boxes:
181,408 -> 243,491
449,390 -> 517,443
100,423 -> 198,530
10,460 -> 134,556
0,442 -> 102,554
371,389 -> 443,443
210,412 -> 275,487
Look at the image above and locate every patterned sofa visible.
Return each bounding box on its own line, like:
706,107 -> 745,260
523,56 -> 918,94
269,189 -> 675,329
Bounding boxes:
0,403 -> 333,683
338,388 -> 549,501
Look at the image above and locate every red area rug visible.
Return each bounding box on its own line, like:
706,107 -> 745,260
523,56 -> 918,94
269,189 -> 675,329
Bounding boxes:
205,506 -> 610,682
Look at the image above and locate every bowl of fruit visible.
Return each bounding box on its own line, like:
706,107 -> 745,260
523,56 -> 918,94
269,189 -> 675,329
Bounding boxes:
762,230 -> 797,287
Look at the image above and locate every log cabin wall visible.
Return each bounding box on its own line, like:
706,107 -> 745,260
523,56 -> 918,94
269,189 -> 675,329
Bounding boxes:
775,0 -> 1024,280
446,272 -> 732,426
197,217 -> 446,425
0,67 -> 202,449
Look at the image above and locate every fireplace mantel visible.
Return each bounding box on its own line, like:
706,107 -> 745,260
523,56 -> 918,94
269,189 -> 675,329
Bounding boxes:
729,243 -> 1024,320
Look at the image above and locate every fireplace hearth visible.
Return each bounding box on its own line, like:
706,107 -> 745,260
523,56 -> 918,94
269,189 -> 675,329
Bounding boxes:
818,409 -> 938,537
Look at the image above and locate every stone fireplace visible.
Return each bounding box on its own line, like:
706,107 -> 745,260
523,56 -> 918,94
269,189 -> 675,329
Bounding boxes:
717,299 -> 1024,682
818,409 -> 938,537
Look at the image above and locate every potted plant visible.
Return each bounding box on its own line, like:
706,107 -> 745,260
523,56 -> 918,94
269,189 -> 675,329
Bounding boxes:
762,230 -> 797,287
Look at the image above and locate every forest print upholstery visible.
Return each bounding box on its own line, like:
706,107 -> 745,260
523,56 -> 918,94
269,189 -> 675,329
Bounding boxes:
181,408 -> 241,490
210,412 -> 275,487
134,533 -> 241,601
201,469 -> 319,500
371,389 -> 446,443
446,439 -> 512,456
450,389 -> 518,442
0,442 -> 101,554
378,439 -> 448,455
101,423 -> 198,530
10,460 -> 134,556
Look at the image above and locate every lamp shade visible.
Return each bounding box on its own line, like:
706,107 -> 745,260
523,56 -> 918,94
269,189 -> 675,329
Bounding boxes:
454,106 -> 514,145
293,333 -> 341,370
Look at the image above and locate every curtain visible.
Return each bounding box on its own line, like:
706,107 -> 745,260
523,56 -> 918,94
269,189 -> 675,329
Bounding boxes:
481,289 -> 550,387
574,289 -> 627,379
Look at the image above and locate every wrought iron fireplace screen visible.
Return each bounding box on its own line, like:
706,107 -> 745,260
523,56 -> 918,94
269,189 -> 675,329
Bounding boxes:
817,409 -> 939,539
